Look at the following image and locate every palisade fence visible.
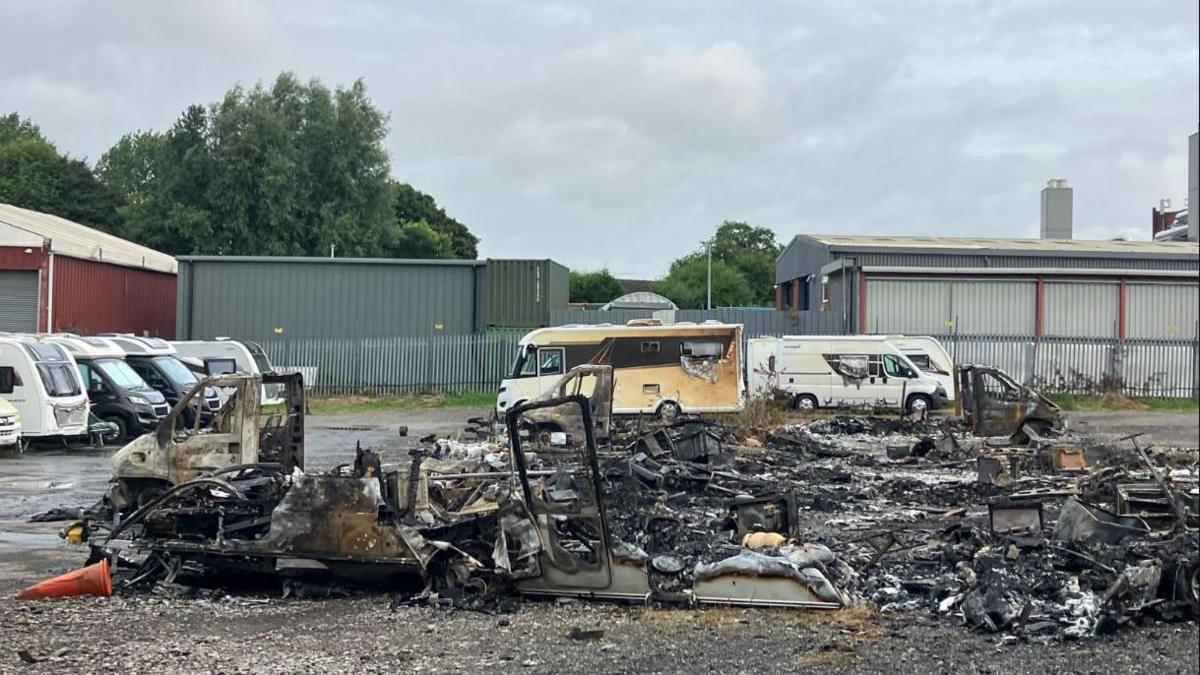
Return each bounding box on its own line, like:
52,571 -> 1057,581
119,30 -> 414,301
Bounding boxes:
256,328 -> 1199,399
937,334 -> 1200,398
260,334 -> 520,396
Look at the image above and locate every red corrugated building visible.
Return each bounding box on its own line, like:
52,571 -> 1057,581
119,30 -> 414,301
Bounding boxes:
0,203 -> 176,337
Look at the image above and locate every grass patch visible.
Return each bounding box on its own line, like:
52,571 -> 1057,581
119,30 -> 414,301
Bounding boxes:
308,390 -> 495,414
1046,393 -> 1199,412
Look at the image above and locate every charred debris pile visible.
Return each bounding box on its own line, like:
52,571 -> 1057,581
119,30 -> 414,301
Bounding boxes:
57,400 -> 1199,641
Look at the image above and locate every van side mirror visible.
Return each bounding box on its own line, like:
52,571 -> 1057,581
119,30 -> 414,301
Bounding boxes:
0,366 -> 14,395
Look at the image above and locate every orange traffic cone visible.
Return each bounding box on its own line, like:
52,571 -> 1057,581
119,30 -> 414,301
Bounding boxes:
14,558 -> 112,600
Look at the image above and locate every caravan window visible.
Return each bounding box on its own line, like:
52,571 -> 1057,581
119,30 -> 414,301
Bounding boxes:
22,342 -> 70,362
682,341 -> 723,357
205,358 -> 238,375
907,354 -> 932,371
37,363 -> 82,397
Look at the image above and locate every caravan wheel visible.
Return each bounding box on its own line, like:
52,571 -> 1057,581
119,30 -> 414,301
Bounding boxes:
657,401 -> 682,422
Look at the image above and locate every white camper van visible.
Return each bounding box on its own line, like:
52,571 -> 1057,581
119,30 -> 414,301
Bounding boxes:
746,335 -> 948,414
0,336 -> 89,439
171,339 -> 284,405
498,322 -> 745,420
886,336 -> 955,401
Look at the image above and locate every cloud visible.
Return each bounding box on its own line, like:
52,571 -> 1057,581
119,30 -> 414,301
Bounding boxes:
0,0 -> 1195,277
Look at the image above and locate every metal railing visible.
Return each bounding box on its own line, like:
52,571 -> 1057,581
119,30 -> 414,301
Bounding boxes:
937,334 -> 1200,398
261,334 -> 519,396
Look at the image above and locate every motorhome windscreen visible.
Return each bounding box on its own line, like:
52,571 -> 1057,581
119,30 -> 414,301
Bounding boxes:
96,359 -> 148,389
512,347 -> 535,377
153,356 -> 198,385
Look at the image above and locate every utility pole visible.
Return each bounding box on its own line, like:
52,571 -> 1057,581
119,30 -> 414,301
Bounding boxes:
706,238 -> 713,310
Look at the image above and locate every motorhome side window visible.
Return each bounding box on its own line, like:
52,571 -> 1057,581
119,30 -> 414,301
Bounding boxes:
641,341 -> 660,353
882,354 -> 914,378
538,349 -> 563,376
681,341 -> 722,357
205,358 -> 238,375
78,363 -> 104,393
0,366 -> 16,394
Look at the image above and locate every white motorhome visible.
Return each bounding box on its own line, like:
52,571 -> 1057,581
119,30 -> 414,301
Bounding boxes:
42,335 -> 169,442
171,339 -> 284,405
498,322 -> 745,420
886,336 -> 955,401
746,335 -> 948,414
0,336 -> 89,438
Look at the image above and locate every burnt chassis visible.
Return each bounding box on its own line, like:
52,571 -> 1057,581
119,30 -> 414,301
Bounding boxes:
957,364 -> 1062,437
94,394 -> 845,609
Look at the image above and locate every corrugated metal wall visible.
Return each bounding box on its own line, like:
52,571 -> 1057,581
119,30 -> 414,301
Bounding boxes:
1043,281 -> 1118,337
177,258 -> 485,341
865,278 -> 1035,336
1127,282 -> 1199,339
863,279 -> 949,335
486,259 -> 570,328
52,256 -> 176,337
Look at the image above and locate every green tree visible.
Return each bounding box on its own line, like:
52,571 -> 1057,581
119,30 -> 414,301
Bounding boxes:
569,269 -> 624,303
709,221 -> 781,306
392,181 -> 478,258
651,254 -> 755,309
0,112 -> 124,232
96,73 -> 478,259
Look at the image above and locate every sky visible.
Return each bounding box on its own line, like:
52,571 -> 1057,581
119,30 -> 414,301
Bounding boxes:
1,1 -> 1197,278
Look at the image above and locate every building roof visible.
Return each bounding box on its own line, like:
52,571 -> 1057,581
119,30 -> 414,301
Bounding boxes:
794,234 -> 1198,258
0,203 -> 177,274
178,255 -> 485,266
617,278 -> 655,294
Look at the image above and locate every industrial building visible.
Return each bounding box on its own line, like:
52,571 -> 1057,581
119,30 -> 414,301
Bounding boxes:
0,203 -> 177,336
176,256 -> 568,341
775,234 -> 1200,339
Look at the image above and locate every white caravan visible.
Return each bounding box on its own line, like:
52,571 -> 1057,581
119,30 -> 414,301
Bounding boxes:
746,335 -> 948,414
886,336 -> 956,401
171,339 -> 284,405
0,336 -> 89,438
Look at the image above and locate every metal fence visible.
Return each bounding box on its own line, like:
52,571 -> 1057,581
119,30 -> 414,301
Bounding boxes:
257,329 -> 1199,399
937,334 -> 1200,397
261,334 -> 519,396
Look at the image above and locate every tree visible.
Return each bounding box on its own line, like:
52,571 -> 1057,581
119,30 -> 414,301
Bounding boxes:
392,181 -> 478,258
0,112 -> 124,232
651,254 -> 755,309
569,269 -> 624,303
96,73 -> 479,259
709,221 -> 781,306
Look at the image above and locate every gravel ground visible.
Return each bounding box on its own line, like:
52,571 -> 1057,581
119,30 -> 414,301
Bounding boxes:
0,406 -> 1197,674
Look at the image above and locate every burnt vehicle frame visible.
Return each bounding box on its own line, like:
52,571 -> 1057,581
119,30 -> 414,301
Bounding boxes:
956,364 -> 1062,437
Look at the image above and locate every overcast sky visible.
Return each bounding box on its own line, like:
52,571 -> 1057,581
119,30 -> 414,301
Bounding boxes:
2,1 -> 1197,277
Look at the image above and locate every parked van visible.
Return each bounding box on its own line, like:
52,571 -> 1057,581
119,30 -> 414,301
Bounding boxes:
746,335 -> 948,414
102,335 -> 221,427
497,321 -> 745,420
886,336 -> 956,401
0,393 -> 20,449
171,339 -> 284,405
42,335 -> 169,443
0,336 -> 89,438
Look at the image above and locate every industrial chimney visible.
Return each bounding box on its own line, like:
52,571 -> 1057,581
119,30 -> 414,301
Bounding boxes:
1040,178 -> 1073,239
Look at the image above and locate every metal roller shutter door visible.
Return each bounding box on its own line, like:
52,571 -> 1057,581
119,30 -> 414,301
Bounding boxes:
0,270 -> 38,331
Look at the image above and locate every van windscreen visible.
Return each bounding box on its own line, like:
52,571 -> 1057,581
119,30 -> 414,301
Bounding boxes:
153,356 -> 198,385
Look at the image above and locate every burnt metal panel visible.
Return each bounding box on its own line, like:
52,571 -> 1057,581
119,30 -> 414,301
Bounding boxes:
177,257 -> 486,341
1126,282 -> 1200,339
486,259 -> 570,328
1043,281 -> 1119,338
52,256 -> 177,337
